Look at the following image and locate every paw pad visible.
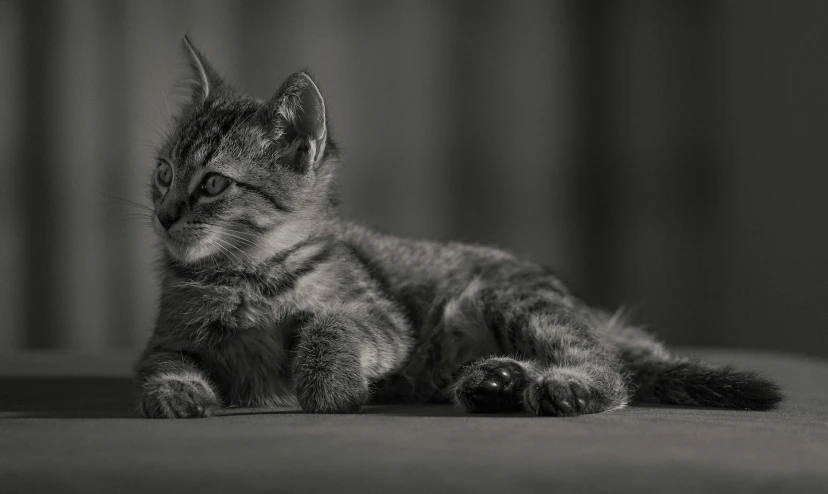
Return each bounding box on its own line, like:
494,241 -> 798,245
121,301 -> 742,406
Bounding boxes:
474,367 -> 513,396
530,377 -> 594,417
455,360 -> 528,413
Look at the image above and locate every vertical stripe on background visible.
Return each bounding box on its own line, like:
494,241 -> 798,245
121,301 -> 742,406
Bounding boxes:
718,1 -> 828,357
441,0 -> 582,274
445,1 -> 512,247
606,0 -> 719,344
98,0 -> 131,348
0,0 -> 24,349
53,0 -> 109,350
495,0 -> 579,275
570,0 -> 616,304
20,0 -> 62,348
345,0 -> 452,241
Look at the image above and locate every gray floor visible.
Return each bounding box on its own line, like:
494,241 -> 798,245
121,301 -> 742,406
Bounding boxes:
1,349 -> 827,493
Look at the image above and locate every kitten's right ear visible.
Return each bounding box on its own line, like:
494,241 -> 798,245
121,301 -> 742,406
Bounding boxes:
182,34 -> 226,104
261,71 -> 328,173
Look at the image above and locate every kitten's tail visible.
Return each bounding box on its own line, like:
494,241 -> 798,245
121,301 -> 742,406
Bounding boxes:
630,357 -> 783,410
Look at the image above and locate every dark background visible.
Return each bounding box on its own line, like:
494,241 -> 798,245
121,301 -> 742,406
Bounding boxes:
1,0 -> 826,358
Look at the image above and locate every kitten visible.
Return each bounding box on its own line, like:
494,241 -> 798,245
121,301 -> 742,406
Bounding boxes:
136,36 -> 782,418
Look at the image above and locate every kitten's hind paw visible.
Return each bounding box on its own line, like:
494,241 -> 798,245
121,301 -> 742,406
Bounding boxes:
139,371 -> 220,419
523,370 -> 596,417
453,357 -> 531,413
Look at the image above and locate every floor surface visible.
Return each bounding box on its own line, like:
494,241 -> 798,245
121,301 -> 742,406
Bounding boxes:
1,349 -> 827,493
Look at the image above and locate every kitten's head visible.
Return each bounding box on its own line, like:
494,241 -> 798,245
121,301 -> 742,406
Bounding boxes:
151,36 -> 337,265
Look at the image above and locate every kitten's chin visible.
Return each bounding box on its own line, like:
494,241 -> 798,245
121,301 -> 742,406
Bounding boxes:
163,240 -> 218,265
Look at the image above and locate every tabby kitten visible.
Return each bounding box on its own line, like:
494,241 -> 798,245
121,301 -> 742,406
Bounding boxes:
136,37 -> 782,418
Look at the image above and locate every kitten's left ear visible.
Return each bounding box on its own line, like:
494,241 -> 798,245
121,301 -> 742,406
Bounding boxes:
182,34 -> 226,104
263,71 -> 327,173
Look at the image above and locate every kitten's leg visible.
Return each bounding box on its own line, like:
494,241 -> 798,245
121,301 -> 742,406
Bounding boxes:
453,280 -> 629,416
136,350 -> 220,418
292,312 -> 370,413
512,307 -> 629,416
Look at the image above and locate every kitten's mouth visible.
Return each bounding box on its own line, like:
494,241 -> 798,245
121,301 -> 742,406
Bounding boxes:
153,218 -> 211,263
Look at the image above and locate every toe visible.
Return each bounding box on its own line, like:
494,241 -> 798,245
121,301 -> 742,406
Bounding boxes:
549,389 -> 575,414
533,380 -> 583,416
492,366 -> 512,383
540,399 -> 556,416
479,378 -> 502,393
570,382 -> 591,412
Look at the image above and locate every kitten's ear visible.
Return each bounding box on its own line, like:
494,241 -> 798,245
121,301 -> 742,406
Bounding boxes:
263,71 -> 327,173
182,34 -> 226,104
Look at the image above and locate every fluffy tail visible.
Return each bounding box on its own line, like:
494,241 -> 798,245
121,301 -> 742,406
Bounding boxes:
631,357 -> 783,410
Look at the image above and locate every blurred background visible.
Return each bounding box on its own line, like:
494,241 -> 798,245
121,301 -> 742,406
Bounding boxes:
1,0 -> 827,358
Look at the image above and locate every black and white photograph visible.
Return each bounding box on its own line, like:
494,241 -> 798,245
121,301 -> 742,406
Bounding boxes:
1,1 -> 827,492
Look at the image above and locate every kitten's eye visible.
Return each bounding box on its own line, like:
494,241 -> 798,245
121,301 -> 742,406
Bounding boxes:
156,161 -> 173,187
201,173 -> 231,196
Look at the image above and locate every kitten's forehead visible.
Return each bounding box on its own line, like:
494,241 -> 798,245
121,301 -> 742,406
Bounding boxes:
169,100 -> 260,168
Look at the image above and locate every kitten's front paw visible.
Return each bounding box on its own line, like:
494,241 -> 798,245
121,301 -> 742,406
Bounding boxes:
139,372 -> 220,419
296,384 -> 368,414
293,319 -> 369,413
294,366 -> 368,413
453,358 -> 530,413
523,370 -> 595,417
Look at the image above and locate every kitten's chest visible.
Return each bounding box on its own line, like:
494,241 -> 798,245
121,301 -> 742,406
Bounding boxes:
202,312 -> 305,408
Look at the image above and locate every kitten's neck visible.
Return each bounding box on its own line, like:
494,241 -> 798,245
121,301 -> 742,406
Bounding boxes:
241,215 -> 331,264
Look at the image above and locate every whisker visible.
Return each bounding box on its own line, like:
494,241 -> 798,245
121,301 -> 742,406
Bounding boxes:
119,214 -> 155,221
216,235 -> 253,259
215,231 -> 257,248
102,193 -> 157,213
198,223 -> 259,248
137,116 -> 168,142
161,88 -> 172,119
211,237 -> 243,265
141,89 -> 172,134
203,222 -> 260,240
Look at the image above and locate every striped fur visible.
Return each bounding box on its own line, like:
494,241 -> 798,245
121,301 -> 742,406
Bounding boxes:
136,38 -> 782,418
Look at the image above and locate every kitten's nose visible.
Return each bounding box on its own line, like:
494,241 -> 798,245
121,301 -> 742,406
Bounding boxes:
157,203 -> 184,230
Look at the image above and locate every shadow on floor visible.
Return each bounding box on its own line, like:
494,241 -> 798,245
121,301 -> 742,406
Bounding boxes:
0,377 -> 732,420
0,377 -> 520,419
0,377 -> 137,418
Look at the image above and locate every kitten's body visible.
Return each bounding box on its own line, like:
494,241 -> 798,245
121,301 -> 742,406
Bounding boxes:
136,38 -> 782,418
